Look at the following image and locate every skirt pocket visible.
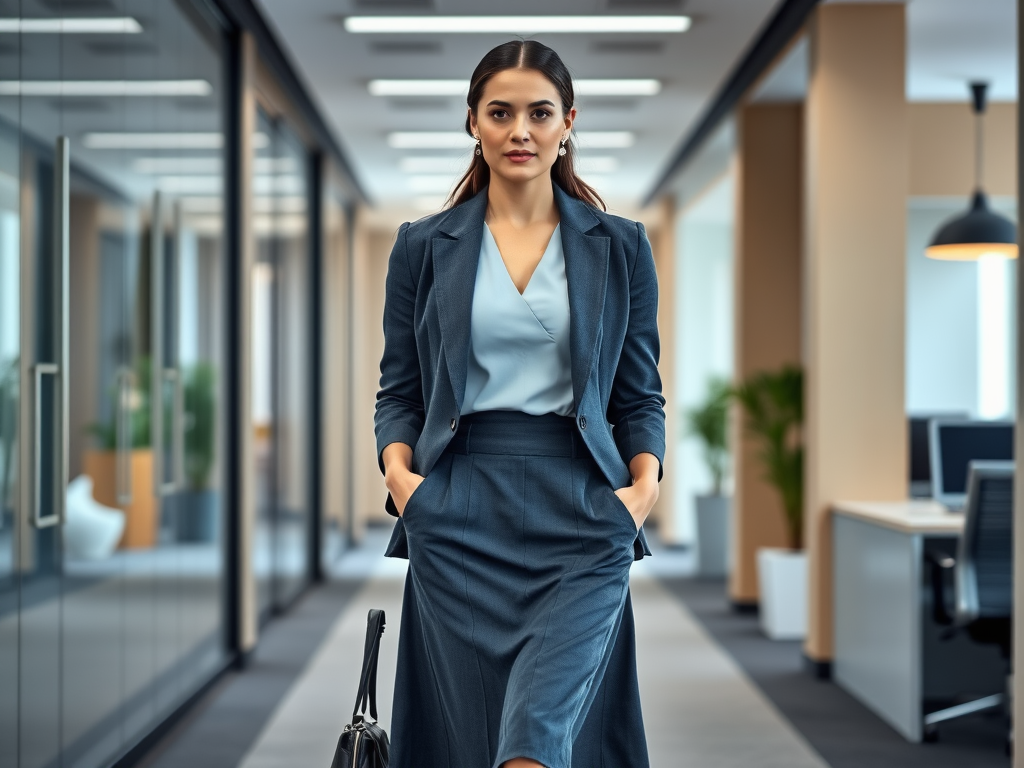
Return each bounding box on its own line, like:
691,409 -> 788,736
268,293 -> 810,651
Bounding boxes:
606,486 -> 640,534
401,474 -> 430,521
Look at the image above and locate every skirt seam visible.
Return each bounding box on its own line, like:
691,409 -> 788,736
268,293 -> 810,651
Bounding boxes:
412,569 -> 455,765
460,454 -> 494,761
518,553 -> 585,768
569,576 -> 630,764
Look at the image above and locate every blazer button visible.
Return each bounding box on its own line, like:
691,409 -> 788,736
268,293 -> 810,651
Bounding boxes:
450,417 -> 457,431
578,415 -> 587,430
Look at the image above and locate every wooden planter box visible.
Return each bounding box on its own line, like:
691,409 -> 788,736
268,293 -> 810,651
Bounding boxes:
81,449 -> 157,549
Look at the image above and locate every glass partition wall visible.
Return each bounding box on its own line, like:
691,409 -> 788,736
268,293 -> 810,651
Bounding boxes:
1,3 -> 229,766
252,107 -> 312,618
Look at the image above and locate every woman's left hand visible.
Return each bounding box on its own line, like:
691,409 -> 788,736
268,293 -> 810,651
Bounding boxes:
613,476 -> 660,531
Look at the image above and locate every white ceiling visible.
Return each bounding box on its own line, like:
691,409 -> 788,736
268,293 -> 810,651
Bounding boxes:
254,0 -> 1018,211
253,0 -> 786,212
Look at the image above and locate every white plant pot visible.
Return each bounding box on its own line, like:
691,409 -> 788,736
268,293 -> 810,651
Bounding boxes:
757,547 -> 808,640
694,495 -> 730,578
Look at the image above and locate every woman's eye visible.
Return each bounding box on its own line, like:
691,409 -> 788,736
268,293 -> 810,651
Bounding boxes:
532,110 -> 551,120
491,110 -> 508,119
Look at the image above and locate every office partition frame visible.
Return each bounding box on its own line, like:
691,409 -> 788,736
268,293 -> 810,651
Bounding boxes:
1013,2 -> 1024,762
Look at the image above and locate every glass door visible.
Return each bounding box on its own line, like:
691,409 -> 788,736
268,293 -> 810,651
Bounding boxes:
5,2 -> 230,765
252,108 -> 312,617
0,28 -> 22,768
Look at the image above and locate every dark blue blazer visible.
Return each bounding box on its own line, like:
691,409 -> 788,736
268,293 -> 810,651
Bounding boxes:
375,185 -> 666,560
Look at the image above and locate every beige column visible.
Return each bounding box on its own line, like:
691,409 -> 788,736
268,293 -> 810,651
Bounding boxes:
804,3 -> 909,662
351,210 -> 395,537
730,102 -> 804,604
650,196 -> 679,540
237,32 -> 258,654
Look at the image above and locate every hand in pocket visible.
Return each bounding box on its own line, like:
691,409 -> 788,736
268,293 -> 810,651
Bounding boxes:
395,471 -> 426,517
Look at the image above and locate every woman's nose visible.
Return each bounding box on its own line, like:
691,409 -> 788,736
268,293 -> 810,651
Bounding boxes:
510,116 -> 530,143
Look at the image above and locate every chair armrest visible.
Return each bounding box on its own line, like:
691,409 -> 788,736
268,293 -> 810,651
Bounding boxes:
926,552 -> 957,626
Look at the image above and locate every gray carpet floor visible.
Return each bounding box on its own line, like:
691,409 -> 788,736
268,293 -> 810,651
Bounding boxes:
660,577 -> 1011,768
132,578 -> 365,768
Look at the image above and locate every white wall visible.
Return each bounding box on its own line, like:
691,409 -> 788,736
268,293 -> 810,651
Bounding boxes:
906,198 -> 1017,419
672,173 -> 735,545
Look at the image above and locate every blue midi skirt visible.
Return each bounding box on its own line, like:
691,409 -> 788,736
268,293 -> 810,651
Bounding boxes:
387,410 -> 649,768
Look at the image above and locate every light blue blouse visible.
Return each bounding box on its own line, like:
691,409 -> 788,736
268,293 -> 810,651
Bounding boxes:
460,223 -> 575,417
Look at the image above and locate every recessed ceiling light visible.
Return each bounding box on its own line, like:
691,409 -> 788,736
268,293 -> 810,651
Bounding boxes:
0,80 -> 212,96
370,79 -> 660,97
388,131 -> 635,149
134,157 -> 222,174
574,132 -> 636,148
576,80 -> 660,96
371,80 -> 466,97
389,132 -> 475,149
346,16 -> 690,34
0,18 -> 143,34
83,132 -> 269,149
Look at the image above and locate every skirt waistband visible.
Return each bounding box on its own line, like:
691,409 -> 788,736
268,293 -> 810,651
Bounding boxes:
449,410 -> 586,458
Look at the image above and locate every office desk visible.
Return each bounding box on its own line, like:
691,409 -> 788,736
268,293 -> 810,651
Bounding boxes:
832,502 -> 1004,742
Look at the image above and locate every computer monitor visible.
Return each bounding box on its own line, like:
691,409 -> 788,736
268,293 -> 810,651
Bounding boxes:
929,420 -> 1015,509
908,413 -> 968,498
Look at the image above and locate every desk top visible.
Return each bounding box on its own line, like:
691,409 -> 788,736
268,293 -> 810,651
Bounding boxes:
832,500 -> 964,535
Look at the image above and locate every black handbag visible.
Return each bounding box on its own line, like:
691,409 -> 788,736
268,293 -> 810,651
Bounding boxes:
330,609 -> 391,768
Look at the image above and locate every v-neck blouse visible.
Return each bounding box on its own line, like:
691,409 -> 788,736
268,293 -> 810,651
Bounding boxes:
460,223 -> 574,417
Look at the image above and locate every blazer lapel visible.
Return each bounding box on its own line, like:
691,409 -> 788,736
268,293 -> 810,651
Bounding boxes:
555,186 -> 610,410
431,188 -> 488,410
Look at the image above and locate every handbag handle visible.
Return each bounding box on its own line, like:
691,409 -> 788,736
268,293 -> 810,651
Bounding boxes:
353,609 -> 386,723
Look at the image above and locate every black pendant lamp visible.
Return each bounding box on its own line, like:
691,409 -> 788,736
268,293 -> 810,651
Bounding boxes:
925,82 -> 1018,261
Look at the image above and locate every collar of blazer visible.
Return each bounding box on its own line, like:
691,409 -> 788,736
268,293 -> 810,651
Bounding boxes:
430,184 -> 612,413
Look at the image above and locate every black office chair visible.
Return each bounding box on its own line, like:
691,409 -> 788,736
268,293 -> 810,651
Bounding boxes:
927,460 -> 1014,742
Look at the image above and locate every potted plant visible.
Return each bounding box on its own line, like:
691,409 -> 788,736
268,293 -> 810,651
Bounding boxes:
176,362 -> 219,543
732,364 -> 805,639
83,356 -> 157,549
686,377 -> 732,578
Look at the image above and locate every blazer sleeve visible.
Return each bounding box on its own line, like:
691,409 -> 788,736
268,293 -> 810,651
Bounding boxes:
607,221 -> 667,481
374,222 -> 425,476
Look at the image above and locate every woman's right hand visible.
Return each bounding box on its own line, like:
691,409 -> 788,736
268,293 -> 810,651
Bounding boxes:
387,467 -> 426,517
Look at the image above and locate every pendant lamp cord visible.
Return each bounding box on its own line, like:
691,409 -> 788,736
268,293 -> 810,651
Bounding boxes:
971,82 -> 988,192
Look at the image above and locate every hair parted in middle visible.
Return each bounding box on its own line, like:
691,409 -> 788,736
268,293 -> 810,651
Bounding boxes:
445,39 -> 606,211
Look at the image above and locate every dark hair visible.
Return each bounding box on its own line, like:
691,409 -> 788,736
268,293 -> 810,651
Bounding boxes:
445,40 -> 606,211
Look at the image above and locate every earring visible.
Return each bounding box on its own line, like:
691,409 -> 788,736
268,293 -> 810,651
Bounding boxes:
558,137 -> 567,157
475,138 -> 482,156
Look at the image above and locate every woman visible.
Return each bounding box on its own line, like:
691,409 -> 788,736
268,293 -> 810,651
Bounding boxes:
374,40 -> 666,768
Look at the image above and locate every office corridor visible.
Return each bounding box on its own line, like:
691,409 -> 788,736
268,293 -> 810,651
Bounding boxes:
140,530 -> 827,768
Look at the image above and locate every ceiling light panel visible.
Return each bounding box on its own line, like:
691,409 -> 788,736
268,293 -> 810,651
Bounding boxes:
0,80 -> 212,96
574,132 -> 636,148
83,132 -> 269,149
345,16 -> 691,34
388,132 -> 474,149
0,18 -> 142,34
370,79 -> 660,97
388,131 -> 635,149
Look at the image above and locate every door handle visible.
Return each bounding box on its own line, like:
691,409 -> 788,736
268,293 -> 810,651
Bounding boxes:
33,136 -> 70,528
151,190 -> 167,497
116,367 -> 132,505
33,363 -> 59,528
160,367 -> 181,494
